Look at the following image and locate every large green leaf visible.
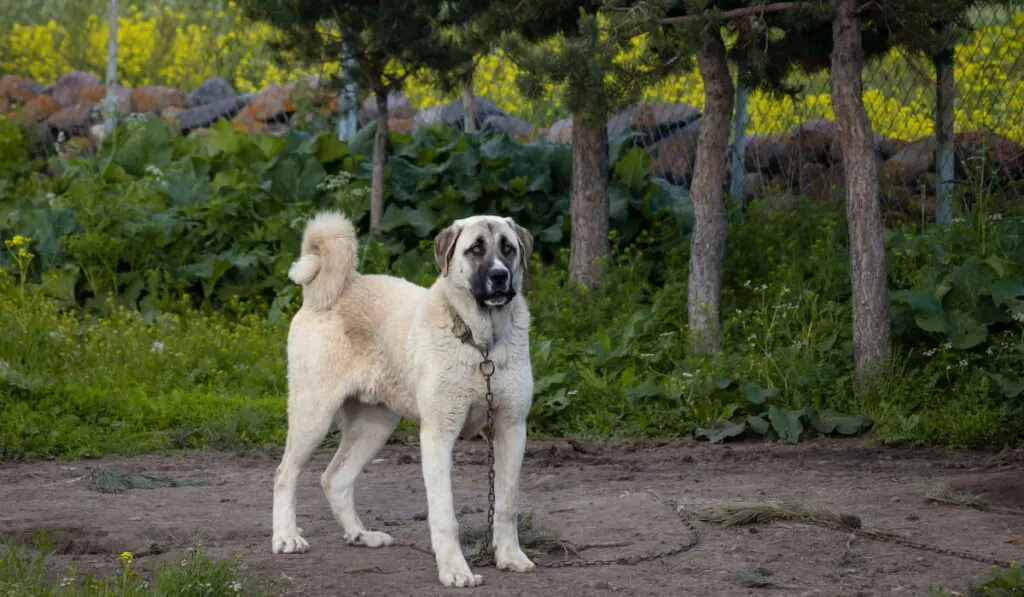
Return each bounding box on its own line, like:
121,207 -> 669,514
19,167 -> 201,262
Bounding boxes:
613,145 -> 649,193
810,410 -> 872,436
739,379 -> 781,405
946,310 -> 988,349
694,419 -> 747,444
989,278 -> 1024,309
768,406 -> 805,444
609,182 -> 632,222
204,119 -> 240,155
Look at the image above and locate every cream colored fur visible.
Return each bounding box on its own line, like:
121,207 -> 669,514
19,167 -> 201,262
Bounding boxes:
272,211 -> 536,588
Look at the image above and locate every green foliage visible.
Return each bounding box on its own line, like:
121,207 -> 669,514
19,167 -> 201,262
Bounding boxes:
0,118 -> 684,316
929,561 -> 1024,597
0,122 -> 1022,460
0,533 -> 267,596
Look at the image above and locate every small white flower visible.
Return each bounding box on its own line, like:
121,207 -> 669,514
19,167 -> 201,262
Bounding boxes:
59,577 -> 73,588
151,341 -> 165,353
986,213 -> 1003,222
1013,312 -> 1024,323
757,284 -> 768,293
792,340 -> 804,349
742,279 -> 752,289
942,342 -> 953,350
952,217 -> 966,223
230,580 -> 243,593
923,348 -> 937,357
567,390 -> 578,396
638,353 -> 656,358
781,286 -> 791,295
681,372 -> 694,378
747,333 -> 757,342
659,331 -> 675,337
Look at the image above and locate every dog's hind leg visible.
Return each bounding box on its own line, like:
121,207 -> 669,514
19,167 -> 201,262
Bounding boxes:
321,399 -> 400,548
271,383 -> 340,555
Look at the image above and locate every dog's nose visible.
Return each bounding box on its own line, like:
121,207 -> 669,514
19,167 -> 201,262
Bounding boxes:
488,269 -> 509,286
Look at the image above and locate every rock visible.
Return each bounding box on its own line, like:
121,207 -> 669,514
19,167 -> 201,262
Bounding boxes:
786,118 -> 837,168
744,134 -> 788,174
78,84 -> 108,103
481,114 -> 532,138
173,95 -> 251,133
47,103 -> 97,137
359,92 -> 412,126
0,75 -> 43,104
130,86 -> 187,114
648,128 -> 700,185
607,101 -> 701,146
828,132 -> 907,164
741,171 -> 766,201
954,131 -> 1024,181
413,96 -> 506,130
186,77 -> 236,107
234,86 -> 298,124
882,135 -> 937,186
11,95 -> 62,125
546,118 -> 573,144
51,71 -> 101,107
389,117 -> 414,133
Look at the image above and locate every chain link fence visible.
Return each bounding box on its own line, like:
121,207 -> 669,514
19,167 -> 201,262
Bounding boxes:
2,1 -> 1022,221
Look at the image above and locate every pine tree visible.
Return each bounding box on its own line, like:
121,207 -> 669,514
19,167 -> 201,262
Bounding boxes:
238,0 -> 475,233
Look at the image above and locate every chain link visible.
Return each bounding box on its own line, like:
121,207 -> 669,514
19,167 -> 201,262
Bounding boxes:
466,345 -> 1007,572
536,492 -> 701,568
479,350 -> 497,556
472,346 -> 700,568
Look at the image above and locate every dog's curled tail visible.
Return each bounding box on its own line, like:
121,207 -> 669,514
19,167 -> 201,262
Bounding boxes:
288,211 -> 358,311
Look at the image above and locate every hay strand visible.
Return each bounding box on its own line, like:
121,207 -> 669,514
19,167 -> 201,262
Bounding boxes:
695,502 -> 861,530
89,466 -> 210,494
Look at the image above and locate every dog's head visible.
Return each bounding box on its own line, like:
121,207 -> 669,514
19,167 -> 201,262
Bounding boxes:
434,215 -> 534,309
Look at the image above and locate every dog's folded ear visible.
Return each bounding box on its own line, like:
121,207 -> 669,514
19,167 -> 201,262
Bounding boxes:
507,218 -> 534,291
433,225 -> 462,277
507,218 -> 534,270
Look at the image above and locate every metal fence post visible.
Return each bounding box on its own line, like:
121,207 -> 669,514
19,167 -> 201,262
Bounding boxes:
103,0 -> 119,136
934,23 -> 956,226
336,53 -> 358,142
729,61 -> 749,201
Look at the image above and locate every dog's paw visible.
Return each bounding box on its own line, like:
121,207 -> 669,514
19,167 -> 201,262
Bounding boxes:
344,530 -> 394,548
438,566 -> 484,588
272,531 -> 309,554
496,548 -> 536,573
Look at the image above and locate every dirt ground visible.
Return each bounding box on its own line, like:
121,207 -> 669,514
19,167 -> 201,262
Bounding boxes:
1,437 -> 1022,596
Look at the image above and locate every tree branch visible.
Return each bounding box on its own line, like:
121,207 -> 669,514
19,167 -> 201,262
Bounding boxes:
660,2 -> 827,25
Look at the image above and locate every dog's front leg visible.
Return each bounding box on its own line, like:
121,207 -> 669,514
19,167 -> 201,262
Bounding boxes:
491,414 -> 535,573
420,418 -> 484,588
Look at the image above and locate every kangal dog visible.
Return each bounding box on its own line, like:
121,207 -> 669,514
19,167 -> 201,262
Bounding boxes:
271,211 -> 536,588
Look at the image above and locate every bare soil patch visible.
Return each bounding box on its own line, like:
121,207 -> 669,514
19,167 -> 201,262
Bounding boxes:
1,438 -> 1022,596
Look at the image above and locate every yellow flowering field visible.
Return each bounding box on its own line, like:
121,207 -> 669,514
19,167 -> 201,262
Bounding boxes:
2,3 -> 1021,143
0,2 -> 336,93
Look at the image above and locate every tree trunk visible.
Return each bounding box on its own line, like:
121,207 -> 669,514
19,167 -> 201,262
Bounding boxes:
934,24 -> 956,226
370,87 -> 390,234
831,0 -> 892,384
568,118 -> 609,287
688,27 -> 734,355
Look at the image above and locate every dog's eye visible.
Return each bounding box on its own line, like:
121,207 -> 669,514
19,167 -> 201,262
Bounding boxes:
470,244 -> 484,256
501,240 -> 515,256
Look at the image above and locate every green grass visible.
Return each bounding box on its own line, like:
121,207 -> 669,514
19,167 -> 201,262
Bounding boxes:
0,286 -> 288,460
0,534 -> 267,596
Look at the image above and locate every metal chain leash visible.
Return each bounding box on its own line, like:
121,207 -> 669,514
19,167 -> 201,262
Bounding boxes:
478,349 -> 497,556
473,347 -> 701,569
817,521 -> 1016,569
